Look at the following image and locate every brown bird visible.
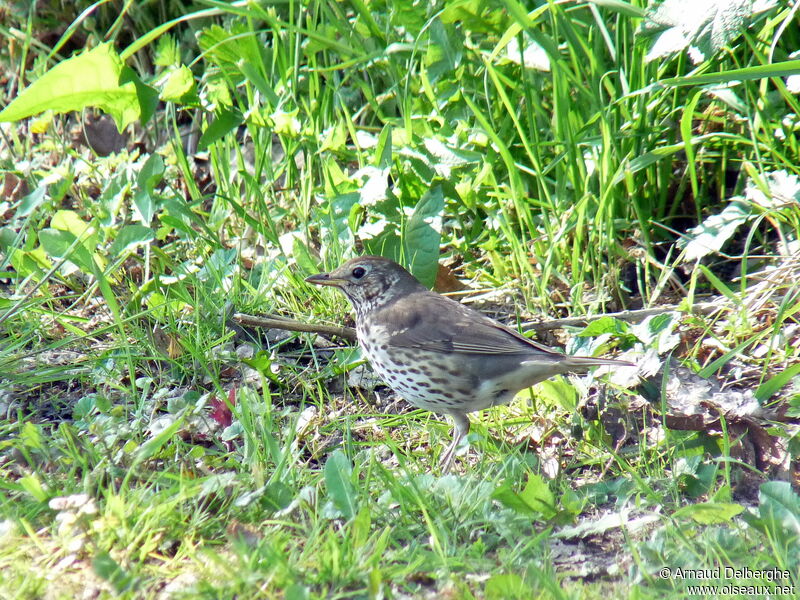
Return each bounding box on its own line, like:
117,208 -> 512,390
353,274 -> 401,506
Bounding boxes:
306,255 -> 631,471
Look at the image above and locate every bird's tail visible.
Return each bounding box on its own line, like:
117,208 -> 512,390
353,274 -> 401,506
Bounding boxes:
561,356 -> 634,369
520,355 -> 634,373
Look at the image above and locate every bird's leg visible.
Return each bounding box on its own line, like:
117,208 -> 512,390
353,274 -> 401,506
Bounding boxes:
439,412 -> 470,473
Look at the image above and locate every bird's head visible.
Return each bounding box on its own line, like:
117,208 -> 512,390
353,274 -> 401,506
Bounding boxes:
305,255 -> 424,316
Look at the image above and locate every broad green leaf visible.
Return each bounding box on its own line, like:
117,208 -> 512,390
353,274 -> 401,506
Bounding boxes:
138,154 -> 166,194
0,227 -> 16,251
158,215 -> 193,239
198,108 -> 243,150
292,237 -> 317,275
51,210 -> 93,240
198,248 -> 237,283
324,449 -> 358,520
9,248 -> 50,278
241,351 -> 281,384
441,0 -> 506,33
19,475 -> 49,503
518,473 -> 557,518
162,196 -> 204,230
742,481 -> 800,546
425,20 -> 461,83
107,225 -> 154,257
423,138 -> 482,169
72,394 -> 99,420
535,378 -> 578,412
39,229 -> 95,274
492,472 -> 556,518
17,185 -> 47,217
93,551 -> 137,593
673,502 -> 744,524
318,121 -> 348,153
578,316 -> 631,337
375,125 -> 393,168
160,65 -> 195,102
350,506 -> 372,547
403,184 -> 444,287
678,200 -> 752,262
560,488 -> 584,515
641,0 -> 761,64
675,456 -> 718,498
758,481 -> 800,536
284,584 -> 310,600
121,66 -> 158,125
345,198 -> 363,235
622,312 -> 681,354
97,171 -> 131,227
260,482 -> 294,512
0,44 -> 139,131
271,108 -> 300,136
402,153 -> 437,184
133,154 -> 166,224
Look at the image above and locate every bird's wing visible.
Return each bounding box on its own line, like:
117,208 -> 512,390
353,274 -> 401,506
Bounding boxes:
378,291 -> 562,357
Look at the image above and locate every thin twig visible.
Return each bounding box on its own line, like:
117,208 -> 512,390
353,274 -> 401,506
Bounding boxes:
233,301 -> 726,342
233,313 -> 357,341
521,302 -> 724,333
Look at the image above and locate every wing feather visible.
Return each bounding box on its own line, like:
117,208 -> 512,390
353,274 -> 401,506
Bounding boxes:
379,291 -> 562,358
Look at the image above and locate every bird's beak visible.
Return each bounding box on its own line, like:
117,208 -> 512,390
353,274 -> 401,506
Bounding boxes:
305,272 -> 345,287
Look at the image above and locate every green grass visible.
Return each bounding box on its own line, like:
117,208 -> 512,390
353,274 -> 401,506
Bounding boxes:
1,0 -> 800,597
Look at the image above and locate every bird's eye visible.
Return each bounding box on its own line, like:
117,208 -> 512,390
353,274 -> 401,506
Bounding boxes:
352,266 -> 366,279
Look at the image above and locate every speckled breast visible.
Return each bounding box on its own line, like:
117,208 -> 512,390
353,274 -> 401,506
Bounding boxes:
356,318 -> 487,413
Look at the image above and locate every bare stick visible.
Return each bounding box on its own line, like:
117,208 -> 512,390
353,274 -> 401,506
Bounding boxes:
234,301 -> 725,342
233,313 -> 357,341
522,302 -> 723,333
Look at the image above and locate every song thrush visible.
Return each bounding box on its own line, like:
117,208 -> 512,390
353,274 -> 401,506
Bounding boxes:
306,255 -> 631,471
